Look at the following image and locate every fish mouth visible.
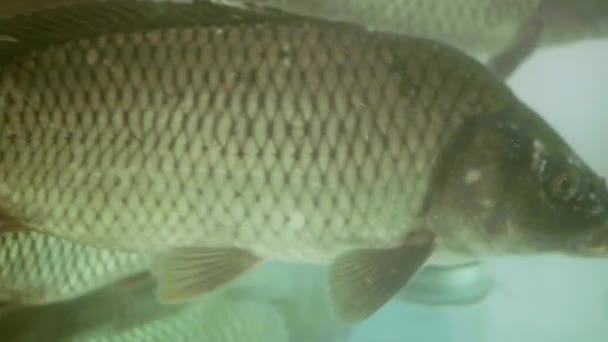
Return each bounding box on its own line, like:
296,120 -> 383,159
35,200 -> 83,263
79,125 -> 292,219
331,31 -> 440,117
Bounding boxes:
575,178 -> 608,256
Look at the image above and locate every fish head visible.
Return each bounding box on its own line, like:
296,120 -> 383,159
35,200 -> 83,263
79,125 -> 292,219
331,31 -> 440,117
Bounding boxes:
505,141 -> 608,257
427,104 -> 608,258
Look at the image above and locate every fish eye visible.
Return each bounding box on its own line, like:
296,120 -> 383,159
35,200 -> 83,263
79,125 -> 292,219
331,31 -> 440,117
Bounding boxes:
549,168 -> 579,201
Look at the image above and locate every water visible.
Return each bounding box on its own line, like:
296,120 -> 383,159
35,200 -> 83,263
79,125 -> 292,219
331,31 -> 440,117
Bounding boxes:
0,1 -> 607,341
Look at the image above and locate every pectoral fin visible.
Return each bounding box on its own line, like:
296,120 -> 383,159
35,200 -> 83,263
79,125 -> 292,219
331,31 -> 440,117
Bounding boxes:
155,247 -> 261,304
328,229 -> 435,323
114,271 -> 156,293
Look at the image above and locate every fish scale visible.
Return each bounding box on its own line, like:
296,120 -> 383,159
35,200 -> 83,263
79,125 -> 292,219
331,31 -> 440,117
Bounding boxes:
0,21 -> 510,260
0,231 -> 147,304
238,0 -> 558,55
65,297 -> 289,342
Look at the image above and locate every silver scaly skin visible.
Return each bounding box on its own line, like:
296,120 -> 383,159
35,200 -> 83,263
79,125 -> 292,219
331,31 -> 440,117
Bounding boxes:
0,22 -> 510,260
0,231 -> 148,305
231,0 -> 608,57
68,297 -> 289,342
233,0 -> 540,56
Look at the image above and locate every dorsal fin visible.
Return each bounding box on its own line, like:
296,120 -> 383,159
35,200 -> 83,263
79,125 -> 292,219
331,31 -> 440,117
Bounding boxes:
0,0 -> 306,64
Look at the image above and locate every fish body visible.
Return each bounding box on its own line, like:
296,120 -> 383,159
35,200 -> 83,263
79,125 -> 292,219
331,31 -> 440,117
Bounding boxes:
233,0 -> 539,57
0,274 -> 177,342
231,0 -> 608,78
0,265 -> 336,342
0,231 -> 148,305
0,1 -> 606,322
68,297 -> 288,342
233,0 -> 608,57
4,0 -> 608,79
0,14 -> 511,259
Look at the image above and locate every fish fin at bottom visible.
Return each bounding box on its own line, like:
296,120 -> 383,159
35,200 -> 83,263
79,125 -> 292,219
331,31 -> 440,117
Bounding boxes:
113,271 -> 156,293
154,247 -> 261,304
328,229 -> 435,323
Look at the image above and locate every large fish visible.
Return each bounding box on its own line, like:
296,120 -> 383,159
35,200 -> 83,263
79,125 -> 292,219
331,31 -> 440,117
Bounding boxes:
69,297 -> 289,342
0,275 -> 178,342
227,0 -> 608,77
231,0 -> 608,52
7,0 -> 606,57
0,272 -> 289,342
0,231 -> 148,306
0,265 -> 348,342
2,0 -> 607,78
0,0 -> 607,323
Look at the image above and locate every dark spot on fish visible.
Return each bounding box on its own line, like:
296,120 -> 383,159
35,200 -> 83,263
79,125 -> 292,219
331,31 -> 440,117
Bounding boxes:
303,122 -> 311,135
329,148 -> 337,159
240,70 -> 257,86
285,123 -> 293,136
236,147 -> 246,159
319,171 -> 328,186
266,122 -> 274,136
228,120 -> 237,135
245,119 -> 255,138
293,148 -> 301,161
338,121 -> 347,134
167,136 -> 177,151
345,144 -> 355,159
4,93 -> 17,107
6,133 -> 17,144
